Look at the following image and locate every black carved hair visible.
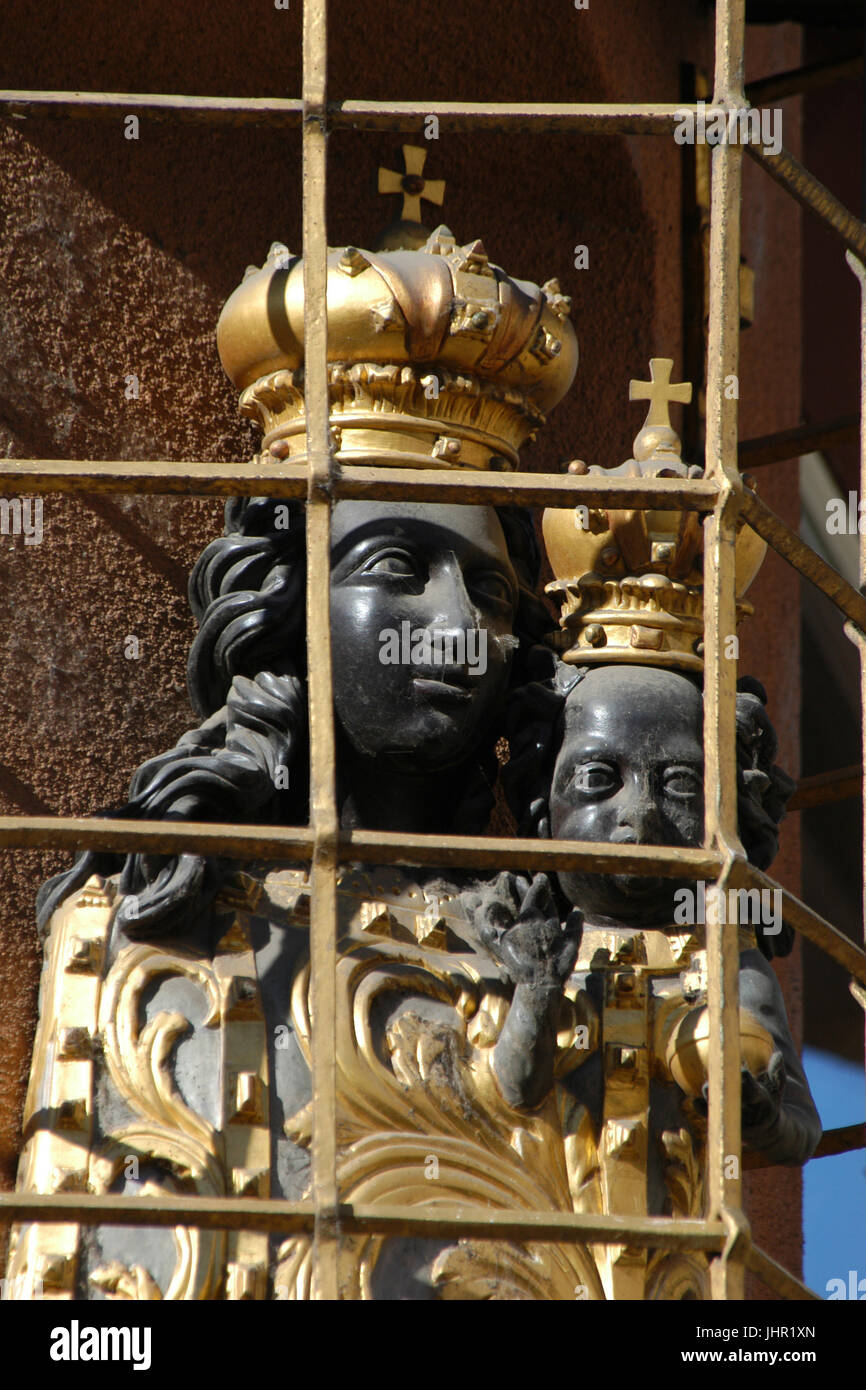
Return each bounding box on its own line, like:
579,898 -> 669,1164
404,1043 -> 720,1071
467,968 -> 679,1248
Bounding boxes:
37,497 -> 549,939
501,658 -> 797,959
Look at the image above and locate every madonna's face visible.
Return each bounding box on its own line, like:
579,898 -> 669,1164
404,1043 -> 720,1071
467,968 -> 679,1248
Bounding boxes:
329,501 -> 519,772
549,666 -> 705,925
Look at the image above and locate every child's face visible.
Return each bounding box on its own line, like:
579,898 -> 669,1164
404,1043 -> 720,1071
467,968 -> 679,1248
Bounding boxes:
549,665 -> 705,925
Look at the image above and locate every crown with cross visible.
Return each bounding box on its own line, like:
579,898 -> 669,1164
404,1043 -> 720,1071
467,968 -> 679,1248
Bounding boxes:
541,358 -> 767,672
216,146 -> 577,472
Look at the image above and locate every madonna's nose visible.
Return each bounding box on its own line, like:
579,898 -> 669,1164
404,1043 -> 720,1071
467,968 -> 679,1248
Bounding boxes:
424,557 -> 478,630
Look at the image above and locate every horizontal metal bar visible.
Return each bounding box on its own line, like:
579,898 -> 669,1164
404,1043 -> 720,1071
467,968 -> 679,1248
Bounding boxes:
0,1192 -> 726,1251
0,90 -> 304,124
0,815 -> 723,879
745,54 -> 863,107
0,816 -> 316,859
746,141 -> 866,262
740,484 -> 866,633
731,860 -> 866,986
739,415 -> 860,470
333,101 -> 694,135
0,91 -> 704,135
335,469 -> 719,510
788,762 -> 861,811
347,831 -> 721,877
743,1121 -> 865,1169
745,1245 -> 821,1302
802,1121 -> 865,1162
0,459 -> 721,510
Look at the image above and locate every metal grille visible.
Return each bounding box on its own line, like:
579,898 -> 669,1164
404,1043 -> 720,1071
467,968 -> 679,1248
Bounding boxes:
2,0 -> 866,1302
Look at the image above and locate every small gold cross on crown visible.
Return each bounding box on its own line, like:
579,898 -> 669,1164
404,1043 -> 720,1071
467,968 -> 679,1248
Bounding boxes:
628,358 -> 693,462
378,145 -> 445,224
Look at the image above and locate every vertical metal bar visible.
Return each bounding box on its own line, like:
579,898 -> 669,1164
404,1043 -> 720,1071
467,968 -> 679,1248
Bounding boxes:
302,0 -> 340,1302
844,248 -> 866,1004
703,0 -> 747,1302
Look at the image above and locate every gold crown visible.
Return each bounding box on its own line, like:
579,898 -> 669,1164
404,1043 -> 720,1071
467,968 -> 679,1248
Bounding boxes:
217,227 -> 577,471
542,359 -> 766,672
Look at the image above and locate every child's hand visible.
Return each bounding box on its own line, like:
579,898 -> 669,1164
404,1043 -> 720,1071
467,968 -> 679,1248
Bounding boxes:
692,1050 -> 786,1137
467,871 -> 582,990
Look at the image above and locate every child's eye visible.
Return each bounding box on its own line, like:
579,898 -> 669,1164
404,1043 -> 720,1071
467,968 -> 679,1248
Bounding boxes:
663,766 -> 702,798
573,762 -> 618,793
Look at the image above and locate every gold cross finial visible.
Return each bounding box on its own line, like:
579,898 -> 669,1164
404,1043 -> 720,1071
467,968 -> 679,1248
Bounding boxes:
628,359 -> 693,463
629,358 -> 692,428
378,145 -> 445,223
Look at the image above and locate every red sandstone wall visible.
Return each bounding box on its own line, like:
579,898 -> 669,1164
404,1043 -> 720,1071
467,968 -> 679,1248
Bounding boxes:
0,0 -> 805,1295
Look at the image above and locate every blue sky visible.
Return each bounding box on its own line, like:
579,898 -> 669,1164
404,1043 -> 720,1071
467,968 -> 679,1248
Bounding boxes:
802,1047 -> 866,1298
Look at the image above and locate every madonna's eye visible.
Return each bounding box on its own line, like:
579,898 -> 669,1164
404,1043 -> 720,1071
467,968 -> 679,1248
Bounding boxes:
469,571 -> 514,609
361,550 -> 420,579
663,766 -> 702,798
572,761 -> 619,793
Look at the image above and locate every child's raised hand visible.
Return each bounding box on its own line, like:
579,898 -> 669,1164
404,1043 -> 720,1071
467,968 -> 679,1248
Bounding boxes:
467,870 -> 582,990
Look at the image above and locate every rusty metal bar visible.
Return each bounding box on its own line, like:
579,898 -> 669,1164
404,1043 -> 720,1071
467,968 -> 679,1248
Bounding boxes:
0,459 -> 720,509
788,762 -> 862,811
844,251 -> 866,1164
302,0 -> 340,1303
0,90 -> 305,124
739,414 -> 860,469
332,100 -> 693,135
807,1122 -> 866,1161
744,1246 -> 822,1302
740,484 -> 866,633
729,860 -> 866,986
703,0 -> 747,1304
746,142 -> 866,263
0,91 -> 706,135
744,1122 -> 865,1168
745,54 -> 863,107
0,814 -> 721,877
0,1191 -> 726,1251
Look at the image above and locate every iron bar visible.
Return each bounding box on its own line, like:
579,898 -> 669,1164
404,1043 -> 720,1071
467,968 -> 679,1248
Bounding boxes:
745,53 -> 863,107
744,1122 -> 865,1168
302,0 -> 339,1303
730,860 -> 866,986
0,1191 -> 727,1251
0,815 -> 722,877
0,459 -> 720,509
740,483 -> 866,633
331,100 -> 692,136
744,1246 -> 822,1302
738,414 -> 860,469
0,91 -> 708,135
788,762 -> 862,811
0,91 -> 305,124
704,0 -> 747,1304
746,142 -> 866,263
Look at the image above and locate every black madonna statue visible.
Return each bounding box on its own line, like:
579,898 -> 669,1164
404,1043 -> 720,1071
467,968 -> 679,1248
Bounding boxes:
464,370 -> 821,1300
7,188 -> 619,1301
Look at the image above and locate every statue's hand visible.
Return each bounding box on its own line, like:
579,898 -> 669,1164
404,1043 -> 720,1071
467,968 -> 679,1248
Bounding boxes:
468,871 -> 582,990
693,1050 -> 787,1136
741,1050 -> 786,1135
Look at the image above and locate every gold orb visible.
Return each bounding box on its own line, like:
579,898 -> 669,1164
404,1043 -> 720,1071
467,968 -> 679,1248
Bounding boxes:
665,1005 -> 775,1098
